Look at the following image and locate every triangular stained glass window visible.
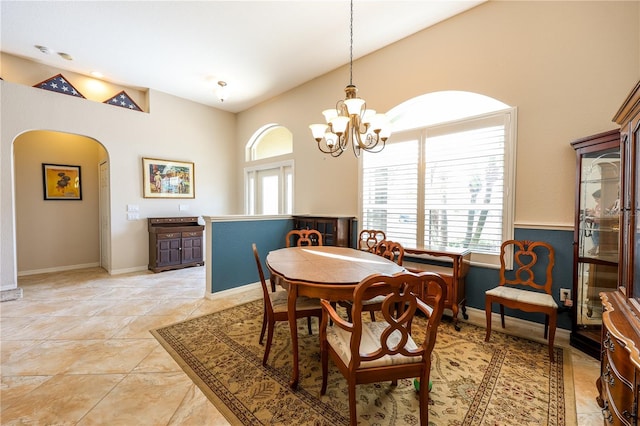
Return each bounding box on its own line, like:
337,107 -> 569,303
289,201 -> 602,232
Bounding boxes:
103,90 -> 143,112
33,74 -> 85,98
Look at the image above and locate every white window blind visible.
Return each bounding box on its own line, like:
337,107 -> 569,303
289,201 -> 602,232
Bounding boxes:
362,138 -> 419,248
361,109 -> 515,259
424,114 -> 506,254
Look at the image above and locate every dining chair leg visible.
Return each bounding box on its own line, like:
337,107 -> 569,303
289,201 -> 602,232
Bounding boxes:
548,311 -> 557,363
419,369 -> 430,426
348,383 -> 357,426
262,321 -> 275,366
320,324 -> 329,395
307,317 -> 313,335
369,311 -> 376,321
544,314 -> 549,339
499,304 -> 505,328
259,310 -> 267,345
484,299 -> 492,342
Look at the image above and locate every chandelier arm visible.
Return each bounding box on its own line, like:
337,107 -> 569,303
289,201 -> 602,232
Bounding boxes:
340,126 -> 351,153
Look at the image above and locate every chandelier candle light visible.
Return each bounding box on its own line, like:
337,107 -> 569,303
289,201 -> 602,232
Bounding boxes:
309,0 -> 391,157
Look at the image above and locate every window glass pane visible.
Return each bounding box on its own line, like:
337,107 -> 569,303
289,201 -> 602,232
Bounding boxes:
245,160 -> 293,215
249,125 -> 293,161
258,172 -> 279,215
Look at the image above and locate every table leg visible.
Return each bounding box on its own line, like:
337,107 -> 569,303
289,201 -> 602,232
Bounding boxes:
288,283 -> 299,389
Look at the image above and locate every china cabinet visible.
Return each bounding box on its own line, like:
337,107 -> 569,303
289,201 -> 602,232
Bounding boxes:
596,80 -> 640,425
569,129 -> 620,359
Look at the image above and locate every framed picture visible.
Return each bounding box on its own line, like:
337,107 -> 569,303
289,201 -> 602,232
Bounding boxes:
142,157 -> 195,198
42,163 -> 82,200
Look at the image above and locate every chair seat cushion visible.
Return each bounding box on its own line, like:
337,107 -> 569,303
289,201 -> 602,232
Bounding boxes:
486,286 -> 558,309
269,290 -> 321,313
326,321 -> 422,368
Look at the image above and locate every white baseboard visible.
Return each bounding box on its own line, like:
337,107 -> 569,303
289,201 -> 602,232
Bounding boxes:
17,262 -> 101,277
206,281 -> 262,300
109,266 -> 148,275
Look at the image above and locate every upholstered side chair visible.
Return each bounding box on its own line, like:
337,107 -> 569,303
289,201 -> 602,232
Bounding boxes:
484,239 -> 558,362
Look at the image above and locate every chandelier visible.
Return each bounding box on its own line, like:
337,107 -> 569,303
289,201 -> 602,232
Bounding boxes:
309,0 -> 391,158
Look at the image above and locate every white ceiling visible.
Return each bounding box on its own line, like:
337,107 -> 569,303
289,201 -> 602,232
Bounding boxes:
1,1 -> 484,113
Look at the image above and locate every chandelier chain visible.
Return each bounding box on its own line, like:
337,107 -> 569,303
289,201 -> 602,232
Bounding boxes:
349,0 -> 353,86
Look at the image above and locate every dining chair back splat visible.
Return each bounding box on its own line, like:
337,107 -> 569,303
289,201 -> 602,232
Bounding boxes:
374,240 -> 405,265
271,229 -> 325,292
320,271 -> 446,426
252,243 -> 323,366
285,229 -> 323,248
358,229 -> 386,252
484,239 -> 558,362
343,240 -> 406,322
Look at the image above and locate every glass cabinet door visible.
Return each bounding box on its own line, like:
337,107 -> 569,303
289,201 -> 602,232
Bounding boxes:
570,130 -> 620,358
632,126 -> 640,300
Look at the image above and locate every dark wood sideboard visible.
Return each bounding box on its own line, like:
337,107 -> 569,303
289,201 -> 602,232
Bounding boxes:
148,217 -> 204,273
292,215 -> 354,247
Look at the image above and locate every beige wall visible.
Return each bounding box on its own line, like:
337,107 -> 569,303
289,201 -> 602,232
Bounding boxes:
237,1 -> 640,227
1,75 -> 236,288
14,131 -> 104,272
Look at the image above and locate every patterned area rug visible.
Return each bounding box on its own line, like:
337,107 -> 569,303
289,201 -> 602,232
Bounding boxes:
152,300 -> 576,426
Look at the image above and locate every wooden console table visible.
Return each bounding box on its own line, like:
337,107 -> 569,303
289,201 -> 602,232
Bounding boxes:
404,247 -> 471,331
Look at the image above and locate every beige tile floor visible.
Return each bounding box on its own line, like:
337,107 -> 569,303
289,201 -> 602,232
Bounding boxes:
1,266 -> 603,425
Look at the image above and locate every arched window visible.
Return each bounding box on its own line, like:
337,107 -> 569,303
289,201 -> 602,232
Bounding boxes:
246,124 -> 293,161
245,124 -> 294,215
360,91 -> 515,265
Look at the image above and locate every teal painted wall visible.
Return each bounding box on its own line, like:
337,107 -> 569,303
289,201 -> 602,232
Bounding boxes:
210,219 -> 574,330
210,218 -> 292,292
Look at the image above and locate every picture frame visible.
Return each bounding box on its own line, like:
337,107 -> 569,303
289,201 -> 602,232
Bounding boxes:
42,163 -> 82,200
142,157 -> 195,198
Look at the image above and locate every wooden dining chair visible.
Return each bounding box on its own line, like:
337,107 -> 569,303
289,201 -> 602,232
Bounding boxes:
285,229 -> 323,247
374,240 -> 405,265
342,240 -> 406,322
485,239 -> 558,362
358,229 -> 386,252
270,228 -> 325,292
252,243 -> 322,366
320,271 -> 446,426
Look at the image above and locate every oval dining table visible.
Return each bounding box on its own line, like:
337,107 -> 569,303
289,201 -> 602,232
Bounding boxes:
265,245 -> 405,389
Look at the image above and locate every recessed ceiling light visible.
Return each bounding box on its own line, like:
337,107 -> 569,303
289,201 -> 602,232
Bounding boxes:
34,45 -> 51,54
57,52 -> 73,61
91,71 -> 104,78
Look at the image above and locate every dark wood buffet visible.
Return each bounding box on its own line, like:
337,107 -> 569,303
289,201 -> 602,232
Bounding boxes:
148,217 -> 204,273
292,215 -> 354,247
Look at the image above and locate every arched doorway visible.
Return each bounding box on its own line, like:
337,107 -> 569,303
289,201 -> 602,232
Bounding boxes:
13,130 -> 110,275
